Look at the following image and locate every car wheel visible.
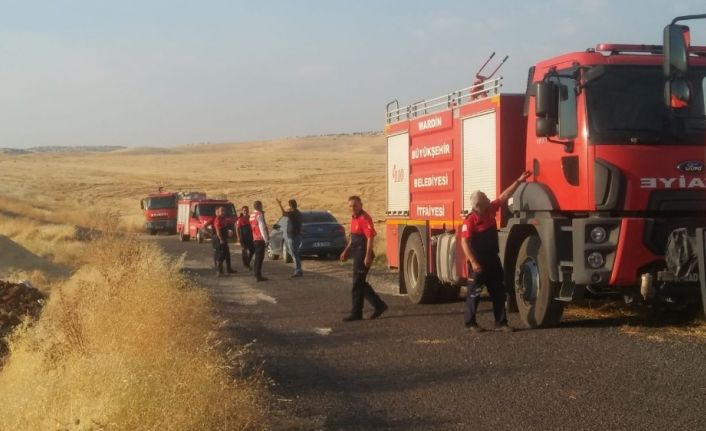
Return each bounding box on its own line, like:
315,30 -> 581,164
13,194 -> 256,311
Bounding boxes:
267,243 -> 280,260
283,242 -> 293,263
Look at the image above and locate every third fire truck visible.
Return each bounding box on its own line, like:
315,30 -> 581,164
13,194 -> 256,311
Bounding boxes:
140,189 -> 178,235
384,14 -> 706,327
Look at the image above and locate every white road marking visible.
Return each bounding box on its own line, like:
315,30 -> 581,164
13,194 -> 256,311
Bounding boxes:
213,282 -> 277,305
313,327 -> 332,336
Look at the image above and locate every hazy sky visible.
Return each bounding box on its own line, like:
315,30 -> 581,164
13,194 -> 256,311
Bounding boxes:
1,0 -> 705,148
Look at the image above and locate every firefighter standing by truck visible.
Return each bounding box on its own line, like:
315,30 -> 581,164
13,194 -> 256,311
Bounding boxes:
340,195 -> 388,321
210,206 -> 237,276
462,171 -> 531,332
237,205 -> 255,270
250,201 -> 269,282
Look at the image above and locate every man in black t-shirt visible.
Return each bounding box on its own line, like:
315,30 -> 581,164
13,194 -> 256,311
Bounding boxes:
277,198 -> 303,277
237,205 -> 255,270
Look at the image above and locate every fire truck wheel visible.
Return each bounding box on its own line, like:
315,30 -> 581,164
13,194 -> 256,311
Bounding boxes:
283,243 -> 293,263
149,229 -> 157,236
180,233 -> 189,242
514,234 -> 565,328
197,231 -> 204,244
403,232 -> 438,304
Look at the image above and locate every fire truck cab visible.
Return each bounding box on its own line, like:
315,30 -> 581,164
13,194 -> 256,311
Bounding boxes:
385,15 -> 706,327
140,191 -> 178,235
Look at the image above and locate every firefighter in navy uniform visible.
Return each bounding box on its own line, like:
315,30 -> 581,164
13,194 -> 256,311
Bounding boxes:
208,206 -> 236,276
461,170 -> 531,332
340,195 -> 388,322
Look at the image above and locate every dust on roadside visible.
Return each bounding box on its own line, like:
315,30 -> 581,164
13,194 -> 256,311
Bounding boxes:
563,300 -> 706,342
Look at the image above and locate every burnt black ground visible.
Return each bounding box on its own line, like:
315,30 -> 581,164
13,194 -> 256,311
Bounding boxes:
155,236 -> 706,431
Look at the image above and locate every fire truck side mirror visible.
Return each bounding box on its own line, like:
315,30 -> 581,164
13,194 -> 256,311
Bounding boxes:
664,79 -> 691,109
663,24 -> 690,78
534,81 -> 558,137
536,117 -> 557,137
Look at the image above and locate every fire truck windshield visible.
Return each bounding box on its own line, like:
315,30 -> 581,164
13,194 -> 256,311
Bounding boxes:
144,196 -> 177,209
195,203 -> 236,217
586,66 -> 706,145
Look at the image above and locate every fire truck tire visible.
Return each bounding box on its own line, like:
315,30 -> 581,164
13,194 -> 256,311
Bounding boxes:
403,232 -> 438,304
514,234 -> 564,328
197,231 -> 204,244
179,230 -> 189,242
283,243 -> 293,263
149,229 -> 157,236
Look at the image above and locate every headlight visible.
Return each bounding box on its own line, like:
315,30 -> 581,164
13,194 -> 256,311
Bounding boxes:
590,226 -> 608,243
587,252 -> 605,269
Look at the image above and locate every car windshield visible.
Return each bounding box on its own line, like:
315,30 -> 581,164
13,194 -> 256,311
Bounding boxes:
145,196 -> 177,209
585,65 -> 706,145
197,203 -> 236,217
302,212 -> 337,223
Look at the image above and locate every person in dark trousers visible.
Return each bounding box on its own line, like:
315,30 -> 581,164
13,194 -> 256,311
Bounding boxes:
249,200 -> 269,281
209,206 -> 236,276
206,207 -> 222,270
340,195 -> 387,321
276,197 -> 303,277
237,205 -> 255,270
461,170 -> 532,332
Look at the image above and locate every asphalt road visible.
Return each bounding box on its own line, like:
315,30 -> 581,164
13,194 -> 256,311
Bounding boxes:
155,236 -> 706,431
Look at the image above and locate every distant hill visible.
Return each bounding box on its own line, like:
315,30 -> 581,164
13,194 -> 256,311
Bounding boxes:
29,146 -> 127,153
0,148 -> 32,155
0,146 -> 126,154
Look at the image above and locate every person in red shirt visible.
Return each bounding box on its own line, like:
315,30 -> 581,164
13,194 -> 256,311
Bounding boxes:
461,170 -> 531,332
340,195 -> 387,321
249,200 -> 270,282
208,206 -> 236,276
237,205 -> 255,270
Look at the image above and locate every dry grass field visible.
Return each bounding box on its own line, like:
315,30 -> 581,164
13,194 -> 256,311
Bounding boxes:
0,233 -> 264,430
0,132 -> 386,248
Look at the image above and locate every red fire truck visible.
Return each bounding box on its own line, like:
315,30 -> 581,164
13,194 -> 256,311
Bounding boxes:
140,189 -> 178,235
177,194 -> 237,243
384,15 -> 706,327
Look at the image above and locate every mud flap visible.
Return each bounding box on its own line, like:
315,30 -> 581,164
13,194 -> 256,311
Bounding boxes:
696,228 -> 706,318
